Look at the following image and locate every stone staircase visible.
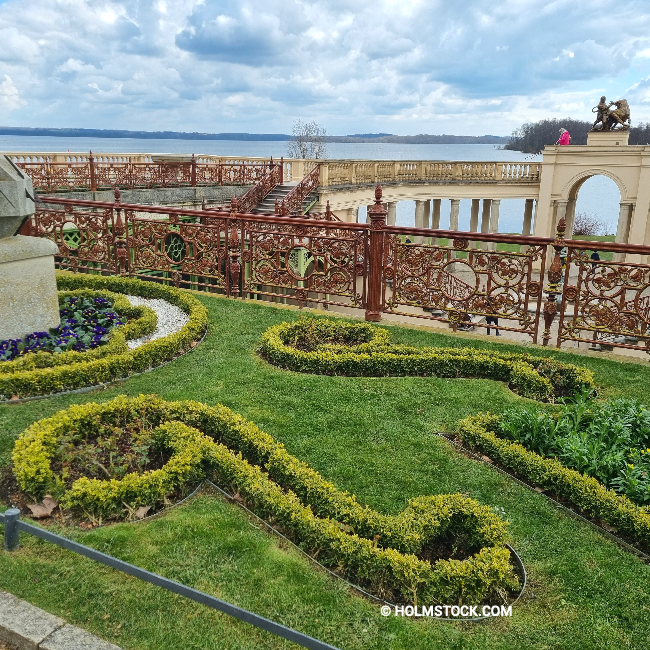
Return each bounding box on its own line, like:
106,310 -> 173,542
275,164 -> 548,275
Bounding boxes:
253,183 -> 317,215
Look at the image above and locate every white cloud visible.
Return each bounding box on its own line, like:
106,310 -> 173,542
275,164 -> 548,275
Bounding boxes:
0,74 -> 25,111
0,0 -> 648,134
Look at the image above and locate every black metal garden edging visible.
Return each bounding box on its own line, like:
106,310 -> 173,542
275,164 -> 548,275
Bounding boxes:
0,509 -> 341,650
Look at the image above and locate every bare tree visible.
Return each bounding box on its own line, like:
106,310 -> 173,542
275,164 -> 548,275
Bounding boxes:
287,119 -> 328,159
572,212 -> 605,236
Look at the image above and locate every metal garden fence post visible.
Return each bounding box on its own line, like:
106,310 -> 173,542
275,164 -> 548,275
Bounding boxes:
4,508 -> 21,551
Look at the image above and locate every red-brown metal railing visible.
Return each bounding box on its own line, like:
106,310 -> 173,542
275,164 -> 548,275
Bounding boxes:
279,164 -> 320,215
236,159 -> 283,214
27,186 -> 650,354
16,153 -> 274,193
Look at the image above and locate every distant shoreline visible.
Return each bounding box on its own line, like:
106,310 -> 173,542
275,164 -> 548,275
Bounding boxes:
0,126 -> 510,145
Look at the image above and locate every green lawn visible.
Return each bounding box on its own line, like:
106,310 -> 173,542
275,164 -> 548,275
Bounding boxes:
1,293 -> 649,650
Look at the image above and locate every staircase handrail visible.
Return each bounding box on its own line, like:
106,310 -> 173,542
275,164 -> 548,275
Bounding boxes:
234,159 -> 283,214
280,164 -> 320,215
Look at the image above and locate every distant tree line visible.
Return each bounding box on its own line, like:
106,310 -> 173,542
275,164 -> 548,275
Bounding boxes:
0,126 -> 511,145
506,119 -> 650,153
326,133 -> 509,144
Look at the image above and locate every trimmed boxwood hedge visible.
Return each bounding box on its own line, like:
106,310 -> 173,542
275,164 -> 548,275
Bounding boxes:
13,395 -> 520,606
260,318 -> 595,402
457,413 -> 650,550
0,274 -> 208,400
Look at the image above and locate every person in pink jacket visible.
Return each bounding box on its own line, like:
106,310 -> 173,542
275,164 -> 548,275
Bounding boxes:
556,128 -> 571,145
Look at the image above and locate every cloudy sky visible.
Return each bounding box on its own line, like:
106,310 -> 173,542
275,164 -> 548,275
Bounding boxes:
1,0 -> 649,136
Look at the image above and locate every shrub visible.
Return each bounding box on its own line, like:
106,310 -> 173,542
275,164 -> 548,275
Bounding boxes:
259,318 -> 594,402
0,275 -> 207,400
13,395 -> 520,606
457,412 -> 650,549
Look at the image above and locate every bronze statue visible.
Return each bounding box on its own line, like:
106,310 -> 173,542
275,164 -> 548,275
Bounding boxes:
608,99 -> 631,130
591,97 -> 631,131
592,96 -> 609,130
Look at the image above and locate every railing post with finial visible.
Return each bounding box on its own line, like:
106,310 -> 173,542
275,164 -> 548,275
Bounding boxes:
112,187 -> 128,276
191,153 -> 197,187
226,197 -> 241,297
365,184 -> 387,322
541,217 -> 566,346
89,150 -> 96,192
325,200 -> 332,221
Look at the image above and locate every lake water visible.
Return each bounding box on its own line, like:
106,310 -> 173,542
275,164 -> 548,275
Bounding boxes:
0,135 -> 619,234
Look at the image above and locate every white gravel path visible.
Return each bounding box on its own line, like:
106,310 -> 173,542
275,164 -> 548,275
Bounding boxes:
125,295 -> 189,350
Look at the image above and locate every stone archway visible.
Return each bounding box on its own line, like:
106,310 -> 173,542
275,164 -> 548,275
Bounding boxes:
562,171 -> 624,239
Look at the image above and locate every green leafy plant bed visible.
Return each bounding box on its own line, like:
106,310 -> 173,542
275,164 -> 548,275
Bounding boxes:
260,318 -> 594,402
0,274 -> 208,401
13,394 -> 521,606
457,407 -> 650,551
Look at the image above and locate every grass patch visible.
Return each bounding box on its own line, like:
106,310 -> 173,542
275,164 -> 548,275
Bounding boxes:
1,293 -> 650,649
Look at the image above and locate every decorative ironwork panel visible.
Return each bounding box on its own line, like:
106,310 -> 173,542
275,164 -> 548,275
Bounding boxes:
558,251 -> 650,351
94,163 -> 132,189
195,164 -> 223,186
127,216 -> 230,291
19,163 -> 91,192
32,207 -> 117,273
282,165 -> 320,215
383,236 -> 545,340
238,164 -> 282,213
242,220 -> 366,308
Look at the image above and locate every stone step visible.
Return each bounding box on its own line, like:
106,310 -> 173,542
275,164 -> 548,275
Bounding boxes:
0,591 -> 122,650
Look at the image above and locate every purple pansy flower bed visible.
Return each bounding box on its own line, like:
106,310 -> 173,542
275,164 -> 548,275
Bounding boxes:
0,296 -> 124,362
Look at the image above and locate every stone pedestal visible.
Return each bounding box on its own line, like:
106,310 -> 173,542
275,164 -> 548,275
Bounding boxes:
587,130 -> 630,146
0,236 -> 60,340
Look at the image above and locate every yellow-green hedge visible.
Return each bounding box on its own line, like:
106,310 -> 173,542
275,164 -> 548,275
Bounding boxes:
260,319 -> 594,402
457,413 -> 650,549
13,395 -> 519,605
0,275 -> 208,400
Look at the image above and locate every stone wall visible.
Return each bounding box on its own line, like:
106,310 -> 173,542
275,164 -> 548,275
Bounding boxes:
38,185 -> 253,209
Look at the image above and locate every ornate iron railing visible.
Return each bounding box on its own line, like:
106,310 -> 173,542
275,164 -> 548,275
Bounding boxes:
27,187 -> 650,354
381,227 -> 547,340
236,160 -> 283,214
31,193 -> 367,309
279,164 -> 320,215
15,154 -> 277,193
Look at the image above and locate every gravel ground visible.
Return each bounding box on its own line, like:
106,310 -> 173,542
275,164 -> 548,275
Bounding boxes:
125,295 -> 189,350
